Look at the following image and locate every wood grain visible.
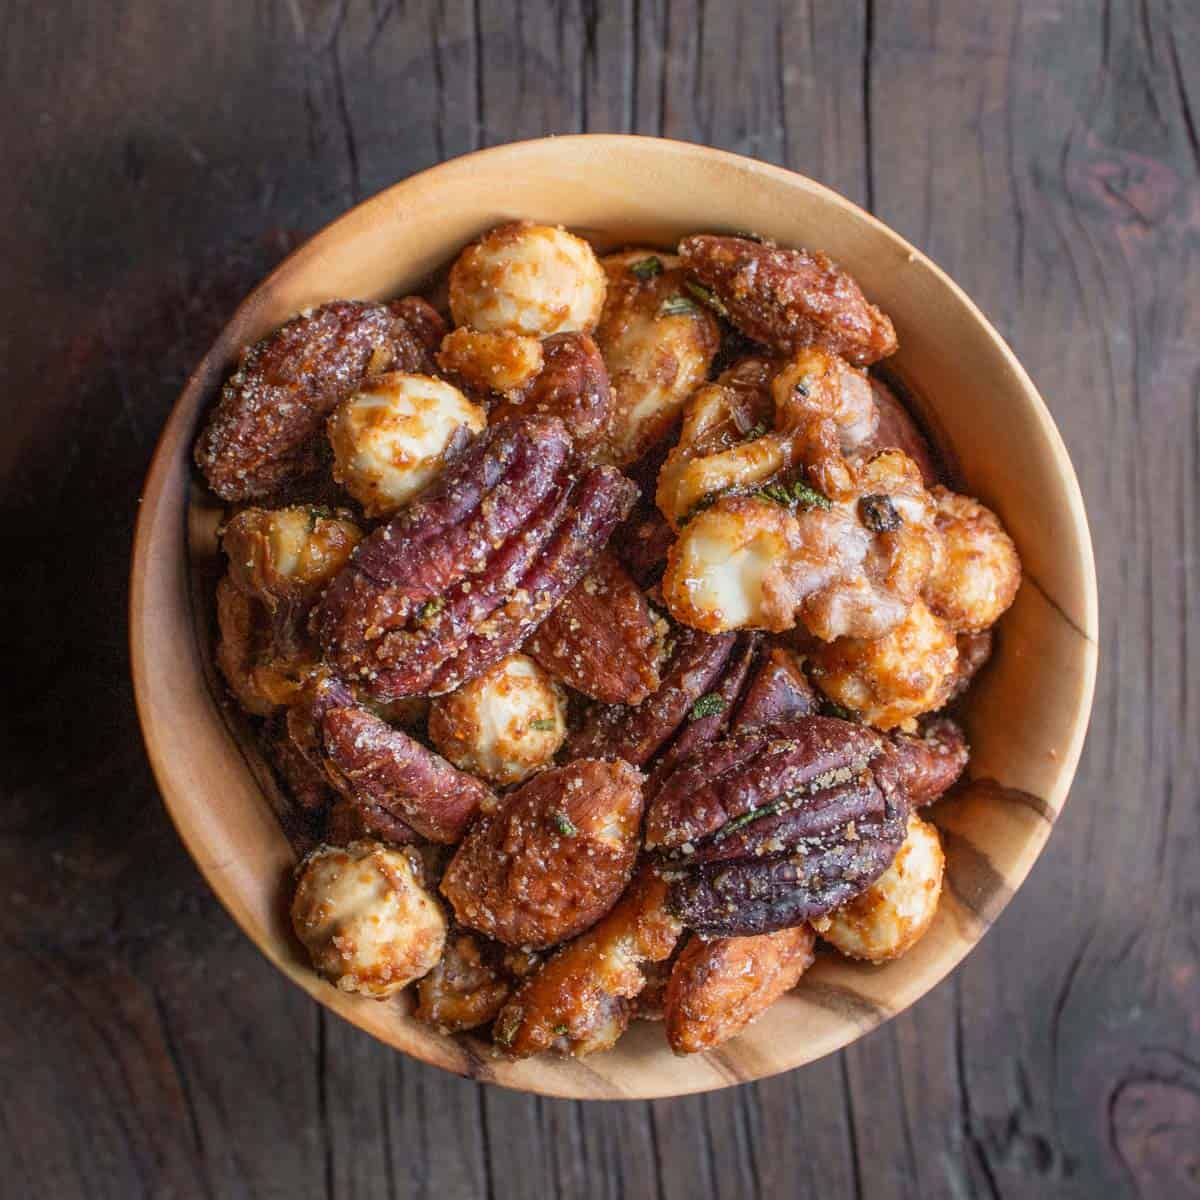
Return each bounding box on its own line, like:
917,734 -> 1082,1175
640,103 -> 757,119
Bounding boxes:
2,2 -> 1197,1198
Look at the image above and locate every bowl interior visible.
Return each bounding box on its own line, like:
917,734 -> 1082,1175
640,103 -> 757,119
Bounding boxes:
131,136 -> 1098,1099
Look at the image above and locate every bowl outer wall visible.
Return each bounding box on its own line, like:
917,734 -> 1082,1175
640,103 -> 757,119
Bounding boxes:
130,135 -> 1098,1099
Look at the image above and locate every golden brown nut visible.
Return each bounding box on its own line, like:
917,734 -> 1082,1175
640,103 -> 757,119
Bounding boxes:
222,505 -> 363,611
449,222 -> 607,336
595,250 -> 721,466
823,813 -> 944,962
436,328 -> 544,397
663,925 -> 816,1054
426,653 -> 566,787
327,372 -> 485,517
808,598 -> 958,730
492,869 -> 684,1057
923,487 -> 1021,632
290,841 -> 447,998
524,551 -> 666,705
414,932 -> 513,1033
440,759 -> 645,950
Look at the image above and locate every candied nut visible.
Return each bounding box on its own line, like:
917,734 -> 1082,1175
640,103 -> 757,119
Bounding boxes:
436,328 -> 545,397
883,716 -> 968,806
525,551 -> 664,705
860,376 -> 940,487
923,487 -> 1021,632
414,931 -> 514,1033
823,813 -> 944,962
808,598 -> 958,731
490,332 -> 614,461
327,372 -> 485,517
595,250 -> 721,466
449,222 -> 607,335
313,415 -> 638,700
730,646 -> 819,731
314,676 -> 495,844
222,505 -> 363,611
949,628 -> 993,699
664,925 -> 815,1054
612,496 -> 676,587
427,652 -> 566,786
565,625 -> 737,766
290,840 -> 447,998
492,869 -> 683,1058
678,235 -> 897,366
194,298 -> 444,501
440,759 -> 645,949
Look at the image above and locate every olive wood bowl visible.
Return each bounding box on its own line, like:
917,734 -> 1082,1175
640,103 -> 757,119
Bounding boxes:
130,135 -> 1098,1099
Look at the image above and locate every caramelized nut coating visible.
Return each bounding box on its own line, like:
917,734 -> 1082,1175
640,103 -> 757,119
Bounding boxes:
436,328 -> 545,397
525,551 -> 665,705
861,377 -> 940,487
678,235 -> 897,366
730,646 -> 819,731
664,925 -> 815,1054
414,931 -> 514,1033
195,298 -> 444,501
291,841 -> 446,998
492,870 -> 683,1058
441,759 -> 645,949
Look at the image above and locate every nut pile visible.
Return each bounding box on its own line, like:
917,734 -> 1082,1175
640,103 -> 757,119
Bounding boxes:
194,222 -> 1020,1058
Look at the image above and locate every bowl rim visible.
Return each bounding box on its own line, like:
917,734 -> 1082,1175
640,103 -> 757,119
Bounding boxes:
130,133 -> 1099,1098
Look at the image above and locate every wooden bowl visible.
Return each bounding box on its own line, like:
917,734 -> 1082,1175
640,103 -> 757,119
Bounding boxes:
130,135 -> 1098,1099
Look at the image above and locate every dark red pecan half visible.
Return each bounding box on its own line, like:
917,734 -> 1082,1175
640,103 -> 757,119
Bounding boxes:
730,646 -> 819,731
311,676 -> 494,844
647,714 -> 964,936
565,626 -> 738,766
314,415 -> 637,699
491,332 -> 614,460
678,235 -> 897,366
194,297 -> 444,501
525,551 -> 664,704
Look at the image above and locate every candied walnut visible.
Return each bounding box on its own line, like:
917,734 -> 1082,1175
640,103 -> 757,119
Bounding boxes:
595,250 -> 721,466
678,235 -> 897,366
436,328 -> 544,397
291,841 -> 446,998
808,598 -> 959,731
525,551 -> 665,705
314,415 -> 637,700
730,645 -> 819,731
440,759 -> 645,950
327,372 -> 485,517
492,869 -> 683,1058
646,715 -> 951,936
490,332 -> 614,461
664,925 -> 815,1054
313,676 -> 495,844
414,931 -> 514,1033
222,505 -> 363,612
861,377 -> 940,487
449,222 -> 607,335
949,628 -> 993,699
923,487 -> 1021,632
565,625 -> 737,766
194,298 -> 444,501
427,653 -> 566,786
823,814 -> 944,962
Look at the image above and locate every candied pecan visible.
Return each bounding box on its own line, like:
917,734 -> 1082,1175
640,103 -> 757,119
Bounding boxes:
314,416 -> 636,699
678,235 -> 897,366
312,676 -> 494,844
565,626 -> 738,766
664,925 -> 815,1054
611,498 -> 675,587
949,628 -> 993,699
194,298 -> 444,501
414,931 -> 515,1033
862,376 -> 940,487
490,332 -> 614,460
325,797 -> 418,846
730,646 -> 819,731
440,759 -> 645,949
492,869 -> 683,1058
882,716 -> 968,806
525,551 -> 665,704
647,715 -> 938,936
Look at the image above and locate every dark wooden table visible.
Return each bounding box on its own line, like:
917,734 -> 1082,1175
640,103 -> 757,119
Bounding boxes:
4,2 -> 1197,1196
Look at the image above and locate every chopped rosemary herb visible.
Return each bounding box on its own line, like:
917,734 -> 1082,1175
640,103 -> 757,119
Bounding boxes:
756,480 -> 832,511
822,701 -> 858,722
714,796 -> 789,839
743,421 -> 769,441
529,717 -> 557,731
415,597 -> 445,623
658,295 -> 699,317
678,492 -> 722,526
553,1024 -> 570,1036
689,693 -> 726,721
683,279 -> 731,320
550,810 -> 577,838
629,255 -> 663,280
